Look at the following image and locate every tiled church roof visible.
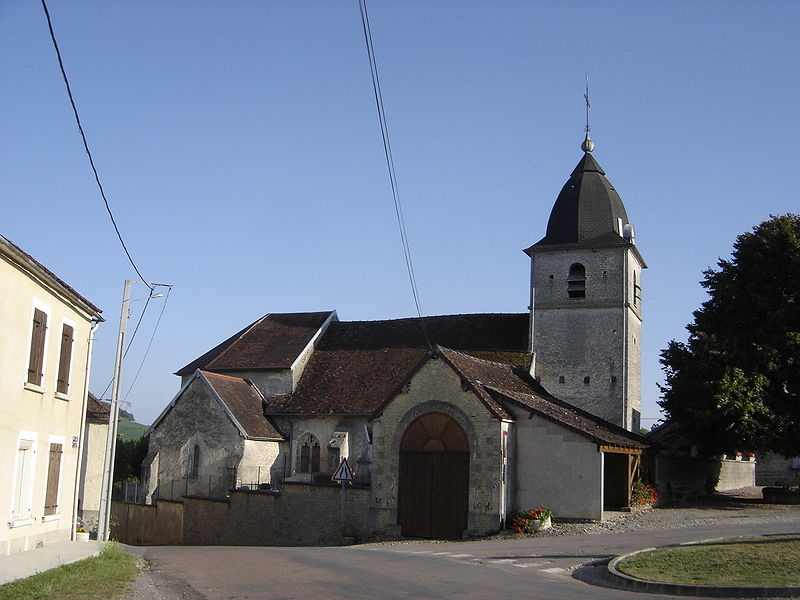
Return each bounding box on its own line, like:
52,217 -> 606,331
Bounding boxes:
266,314 -> 528,416
176,311 -> 335,375
201,371 -> 284,440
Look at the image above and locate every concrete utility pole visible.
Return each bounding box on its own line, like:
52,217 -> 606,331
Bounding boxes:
97,280 -> 169,541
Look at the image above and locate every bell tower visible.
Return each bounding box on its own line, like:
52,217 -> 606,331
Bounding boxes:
524,132 -> 646,431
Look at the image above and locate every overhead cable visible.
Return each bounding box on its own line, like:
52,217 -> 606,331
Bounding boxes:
357,0 -> 431,350
39,0 -> 152,291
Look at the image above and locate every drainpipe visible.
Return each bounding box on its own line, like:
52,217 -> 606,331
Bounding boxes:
71,317 -> 99,541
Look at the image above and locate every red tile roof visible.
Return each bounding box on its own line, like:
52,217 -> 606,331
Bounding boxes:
176,311 -> 335,375
485,386 -> 647,449
201,371 -> 284,440
266,314 -> 528,416
86,392 -> 110,420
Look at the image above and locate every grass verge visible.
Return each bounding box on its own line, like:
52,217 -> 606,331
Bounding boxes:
617,534 -> 800,586
0,543 -> 138,600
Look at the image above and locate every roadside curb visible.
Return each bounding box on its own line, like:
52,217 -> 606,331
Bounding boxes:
606,536 -> 800,598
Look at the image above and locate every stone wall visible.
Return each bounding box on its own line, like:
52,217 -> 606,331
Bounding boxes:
655,456 -> 755,503
370,358 -> 506,538
756,453 -> 800,487
113,483 -> 370,546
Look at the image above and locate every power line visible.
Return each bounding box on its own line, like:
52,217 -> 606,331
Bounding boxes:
123,286 -> 172,402
39,0 -> 152,291
97,296 -> 152,400
357,0 -> 431,350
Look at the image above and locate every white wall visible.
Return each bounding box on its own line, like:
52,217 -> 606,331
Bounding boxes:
508,403 -> 603,520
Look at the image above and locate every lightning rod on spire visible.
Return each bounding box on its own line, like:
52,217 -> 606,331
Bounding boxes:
581,73 -> 595,153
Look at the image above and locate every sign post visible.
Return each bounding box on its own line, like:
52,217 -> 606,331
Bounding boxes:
331,458 -> 355,541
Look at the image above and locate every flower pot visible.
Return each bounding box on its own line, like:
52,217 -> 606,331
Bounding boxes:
532,516 -> 552,532
75,531 -> 90,542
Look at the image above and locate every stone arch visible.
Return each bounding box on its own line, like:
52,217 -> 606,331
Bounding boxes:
390,400 -> 476,460
397,409 -> 471,539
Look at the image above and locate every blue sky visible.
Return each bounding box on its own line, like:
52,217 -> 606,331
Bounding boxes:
2,1 -> 798,427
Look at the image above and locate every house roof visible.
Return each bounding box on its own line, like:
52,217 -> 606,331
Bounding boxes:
201,371 -> 284,439
0,233 -> 103,318
485,385 -> 648,449
86,393 -> 110,421
175,311 -> 335,375
266,314 -> 529,416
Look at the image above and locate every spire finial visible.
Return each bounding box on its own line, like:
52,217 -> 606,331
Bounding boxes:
581,73 -> 595,153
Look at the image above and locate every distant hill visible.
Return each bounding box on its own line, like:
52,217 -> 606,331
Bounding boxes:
117,419 -> 148,442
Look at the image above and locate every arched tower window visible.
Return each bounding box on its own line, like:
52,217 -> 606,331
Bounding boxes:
567,263 -> 586,298
191,444 -> 200,478
299,435 -> 321,473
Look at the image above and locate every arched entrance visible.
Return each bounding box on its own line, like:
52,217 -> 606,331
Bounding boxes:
398,412 -> 470,539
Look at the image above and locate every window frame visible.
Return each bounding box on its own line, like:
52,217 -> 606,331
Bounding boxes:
299,435 -> 321,474
567,263 -> 586,298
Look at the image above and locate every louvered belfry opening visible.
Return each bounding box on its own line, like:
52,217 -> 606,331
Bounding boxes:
398,413 -> 470,539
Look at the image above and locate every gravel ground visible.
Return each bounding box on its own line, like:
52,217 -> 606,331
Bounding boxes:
120,487 -> 800,599
535,486 -> 800,538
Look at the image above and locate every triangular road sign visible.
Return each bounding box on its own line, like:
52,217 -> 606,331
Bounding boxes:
331,457 -> 355,482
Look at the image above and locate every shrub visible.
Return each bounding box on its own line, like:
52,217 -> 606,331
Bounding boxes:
631,481 -> 659,506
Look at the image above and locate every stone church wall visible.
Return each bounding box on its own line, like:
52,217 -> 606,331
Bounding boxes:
146,379 -> 247,500
531,246 -> 643,430
370,358 -> 506,538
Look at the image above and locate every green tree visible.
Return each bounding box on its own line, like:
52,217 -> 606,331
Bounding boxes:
659,214 -> 800,456
113,436 -> 149,484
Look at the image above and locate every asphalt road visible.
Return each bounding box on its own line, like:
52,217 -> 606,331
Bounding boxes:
135,516 -> 800,599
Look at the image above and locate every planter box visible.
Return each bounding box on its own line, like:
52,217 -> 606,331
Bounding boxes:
75,531 -> 90,542
532,516 -> 552,532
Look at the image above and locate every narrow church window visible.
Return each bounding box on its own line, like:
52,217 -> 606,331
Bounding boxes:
633,271 -> 642,306
558,376 -> 565,384
300,436 -> 321,473
567,263 -> 586,298
583,376 -> 590,384
191,444 -> 200,477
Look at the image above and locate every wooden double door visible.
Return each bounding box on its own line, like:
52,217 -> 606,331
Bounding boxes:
398,413 -> 470,539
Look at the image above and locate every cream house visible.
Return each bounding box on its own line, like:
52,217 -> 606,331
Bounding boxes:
0,234 -> 103,556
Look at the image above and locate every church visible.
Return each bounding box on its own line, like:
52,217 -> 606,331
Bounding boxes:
143,133 -> 649,540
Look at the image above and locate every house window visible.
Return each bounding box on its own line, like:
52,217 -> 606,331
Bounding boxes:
44,443 -> 63,516
791,457 -> 800,470
27,308 -> 48,386
56,323 -> 74,395
300,436 -> 320,473
11,434 -> 37,522
190,444 -> 200,478
567,263 -> 586,298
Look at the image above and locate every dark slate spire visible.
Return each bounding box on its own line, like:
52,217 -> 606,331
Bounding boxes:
528,139 -> 632,250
